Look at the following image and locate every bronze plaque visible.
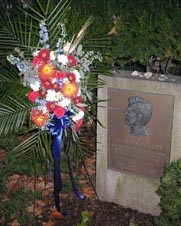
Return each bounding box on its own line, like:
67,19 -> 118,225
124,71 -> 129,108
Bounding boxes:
107,88 -> 174,179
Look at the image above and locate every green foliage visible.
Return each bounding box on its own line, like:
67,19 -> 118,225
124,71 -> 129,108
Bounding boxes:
0,134 -> 19,151
111,0 -> 181,74
77,210 -> 90,226
69,0 -> 181,73
0,66 -> 31,135
154,159 -> 181,226
0,0 -> 71,63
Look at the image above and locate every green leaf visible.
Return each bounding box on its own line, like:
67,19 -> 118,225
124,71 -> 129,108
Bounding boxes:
12,130 -> 52,164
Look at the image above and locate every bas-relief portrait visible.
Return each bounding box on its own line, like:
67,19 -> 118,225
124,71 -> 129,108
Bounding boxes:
124,96 -> 153,136
107,88 -> 174,179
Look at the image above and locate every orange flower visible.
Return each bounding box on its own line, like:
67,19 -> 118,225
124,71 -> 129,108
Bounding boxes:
31,109 -> 49,127
61,83 -> 78,98
39,64 -> 56,81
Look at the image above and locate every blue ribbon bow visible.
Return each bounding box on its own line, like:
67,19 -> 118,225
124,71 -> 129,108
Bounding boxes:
47,111 -> 85,212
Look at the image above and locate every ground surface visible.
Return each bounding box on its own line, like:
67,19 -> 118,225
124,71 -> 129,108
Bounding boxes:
34,192 -> 154,226
0,149 -> 155,226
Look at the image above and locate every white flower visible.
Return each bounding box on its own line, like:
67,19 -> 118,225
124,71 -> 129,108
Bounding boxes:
77,88 -> 81,96
46,89 -> 61,101
32,50 -> 39,57
30,81 -> 40,91
72,110 -> 84,122
73,69 -> 81,82
62,77 -> 69,83
51,78 -> 57,84
50,51 -> 56,61
42,106 -> 48,114
63,42 -> 71,53
59,97 -> 71,108
78,110 -> 84,118
57,54 -> 68,65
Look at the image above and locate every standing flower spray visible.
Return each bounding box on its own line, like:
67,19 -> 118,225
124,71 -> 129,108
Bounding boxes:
7,19 -> 102,212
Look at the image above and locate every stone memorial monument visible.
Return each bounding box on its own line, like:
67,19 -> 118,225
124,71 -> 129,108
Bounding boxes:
96,70 -> 181,215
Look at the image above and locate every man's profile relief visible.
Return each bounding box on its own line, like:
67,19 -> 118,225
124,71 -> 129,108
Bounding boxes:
124,96 -> 153,136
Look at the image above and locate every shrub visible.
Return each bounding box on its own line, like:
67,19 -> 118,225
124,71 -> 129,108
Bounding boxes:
111,0 -> 181,74
154,159 -> 181,226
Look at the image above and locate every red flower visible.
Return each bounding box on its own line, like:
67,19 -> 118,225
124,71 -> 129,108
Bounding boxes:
67,72 -> 76,83
54,106 -> 65,117
75,119 -> 84,130
46,102 -> 56,112
74,96 -> 82,105
55,71 -> 67,79
27,91 -> 39,102
31,109 -> 49,127
32,56 -> 41,68
41,80 -> 52,89
38,89 -> 46,98
52,83 -> 60,91
38,49 -> 50,62
67,55 -> 77,67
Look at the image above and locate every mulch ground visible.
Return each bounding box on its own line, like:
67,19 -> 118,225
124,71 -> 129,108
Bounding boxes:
0,149 -> 155,226
34,192 -> 154,226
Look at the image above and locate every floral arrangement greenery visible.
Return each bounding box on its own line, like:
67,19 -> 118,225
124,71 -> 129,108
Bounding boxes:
0,0 -> 104,212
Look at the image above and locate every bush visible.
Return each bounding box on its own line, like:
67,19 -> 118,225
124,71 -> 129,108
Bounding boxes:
111,0 -> 181,74
154,159 -> 181,226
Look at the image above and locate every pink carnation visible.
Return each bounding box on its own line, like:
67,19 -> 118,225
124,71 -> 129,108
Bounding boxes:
67,55 -> 77,67
27,91 -> 39,102
54,106 -> 65,118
